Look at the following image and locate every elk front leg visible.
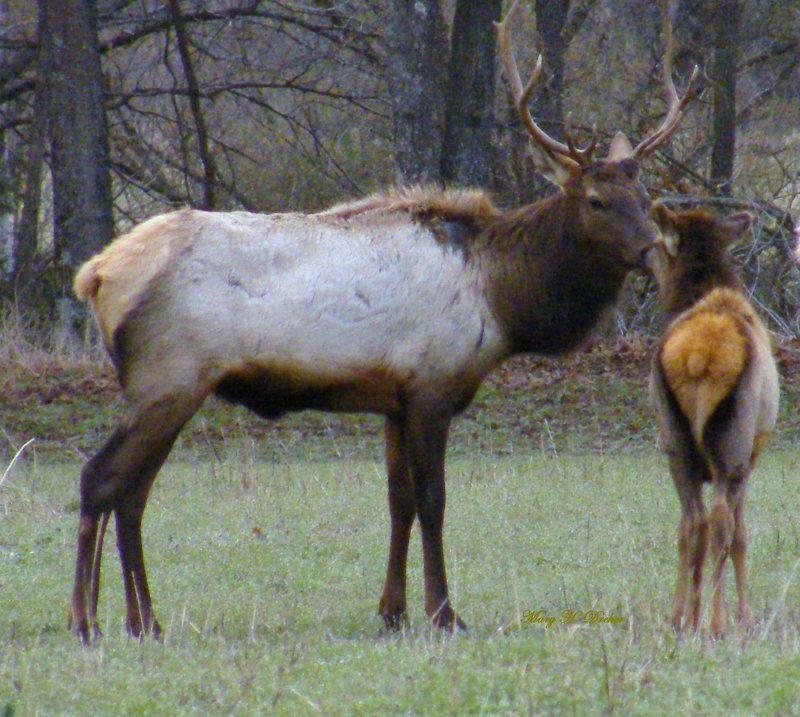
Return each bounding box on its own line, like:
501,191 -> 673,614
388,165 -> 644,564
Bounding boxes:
379,416 -> 415,629
671,511 -> 691,630
112,427 -> 188,639
406,411 -> 465,632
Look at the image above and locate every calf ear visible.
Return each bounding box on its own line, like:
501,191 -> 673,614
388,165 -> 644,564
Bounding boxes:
651,203 -> 679,256
651,203 -> 675,231
721,212 -> 753,243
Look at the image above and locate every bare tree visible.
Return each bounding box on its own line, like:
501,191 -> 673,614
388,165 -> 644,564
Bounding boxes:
12,84 -> 45,294
38,0 -> 113,295
709,0 -> 740,195
384,0 -> 448,183
531,0 -> 570,142
441,0 -> 503,187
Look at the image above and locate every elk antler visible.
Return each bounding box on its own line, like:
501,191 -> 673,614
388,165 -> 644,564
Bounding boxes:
495,0 -> 596,173
631,0 -> 699,159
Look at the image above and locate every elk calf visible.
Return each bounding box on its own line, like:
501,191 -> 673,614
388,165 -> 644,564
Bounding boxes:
648,205 -> 779,636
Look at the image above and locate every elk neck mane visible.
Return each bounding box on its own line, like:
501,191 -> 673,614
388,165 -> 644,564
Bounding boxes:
477,191 -> 634,355
319,185 -> 501,226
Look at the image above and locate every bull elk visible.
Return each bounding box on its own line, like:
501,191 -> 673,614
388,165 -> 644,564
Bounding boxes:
68,0 -> 696,642
648,205 -> 779,636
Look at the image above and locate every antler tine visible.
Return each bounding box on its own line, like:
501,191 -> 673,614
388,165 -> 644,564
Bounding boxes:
632,0 -> 699,159
495,0 -> 585,170
565,118 -> 598,164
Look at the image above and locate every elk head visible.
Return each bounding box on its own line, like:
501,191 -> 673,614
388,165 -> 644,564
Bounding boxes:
646,203 -> 751,312
495,0 -> 698,267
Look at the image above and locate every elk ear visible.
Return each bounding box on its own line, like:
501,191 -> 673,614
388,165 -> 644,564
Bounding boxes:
652,203 -> 679,257
607,132 -> 634,161
652,203 -> 675,230
720,212 -> 753,243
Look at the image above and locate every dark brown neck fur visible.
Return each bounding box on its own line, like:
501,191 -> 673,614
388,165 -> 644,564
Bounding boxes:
479,193 -> 630,355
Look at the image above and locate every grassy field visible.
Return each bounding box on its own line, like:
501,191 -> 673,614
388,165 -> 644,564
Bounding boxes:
3,446 -> 800,716
3,333 -> 800,716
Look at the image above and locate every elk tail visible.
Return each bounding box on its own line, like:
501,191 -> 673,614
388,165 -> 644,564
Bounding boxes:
660,310 -> 748,444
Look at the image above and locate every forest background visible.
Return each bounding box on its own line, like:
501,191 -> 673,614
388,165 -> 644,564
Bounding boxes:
0,0 -> 798,336
2,8 -> 800,714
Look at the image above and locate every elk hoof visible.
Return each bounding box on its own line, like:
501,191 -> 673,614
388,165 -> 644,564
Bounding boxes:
431,606 -> 467,633
380,608 -> 408,632
737,605 -> 752,629
126,616 -> 163,640
379,592 -> 408,632
709,606 -> 729,639
669,611 -> 685,633
70,616 -> 102,645
73,620 -> 91,645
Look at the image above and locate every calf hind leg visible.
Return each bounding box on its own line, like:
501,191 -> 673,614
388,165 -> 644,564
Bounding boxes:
708,490 -> 735,637
672,498 -> 707,633
730,500 -> 750,628
708,464 -> 749,637
667,452 -> 707,633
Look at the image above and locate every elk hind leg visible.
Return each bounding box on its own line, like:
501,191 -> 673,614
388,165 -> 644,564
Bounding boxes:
672,502 -> 707,633
730,499 -> 750,628
69,508 -> 109,643
70,394 -> 203,641
708,486 -> 735,637
668,453 -> 706,633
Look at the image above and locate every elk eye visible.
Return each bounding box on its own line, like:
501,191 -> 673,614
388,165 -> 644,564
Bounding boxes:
588,196 -> 605,211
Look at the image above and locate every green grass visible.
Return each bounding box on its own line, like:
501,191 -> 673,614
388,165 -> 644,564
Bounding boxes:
3,449 -> 800,716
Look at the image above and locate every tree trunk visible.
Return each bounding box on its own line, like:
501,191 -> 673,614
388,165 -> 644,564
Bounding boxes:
0,0 -> 14,281
441,0 -> 502,187
384,0 -> 449,184
709,0 -> 739,195
38,0 -> 114,296
533,0 -> 570,142
13,83 -> 46,295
